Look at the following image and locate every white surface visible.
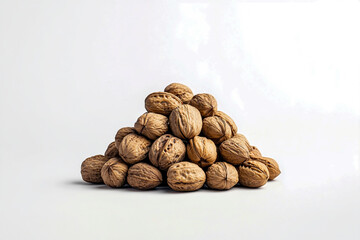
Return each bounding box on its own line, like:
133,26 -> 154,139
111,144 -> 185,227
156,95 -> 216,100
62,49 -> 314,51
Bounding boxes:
0,1 -> 359,240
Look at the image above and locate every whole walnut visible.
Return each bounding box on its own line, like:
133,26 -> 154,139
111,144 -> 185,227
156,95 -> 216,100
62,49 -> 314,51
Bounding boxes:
249,154 -> 280,180
190,93 -> 217,117
238,160 -> 269,188
127,163 -> 163,190
101,157 -> 128,188
249,146 -> 262,157
145,92 -> 182,116
169,104 -> 202,139
115,127 -> 136,148
202,111 -> 237,144
149,134 -> 186,170
118,133 -> 152,165
219,137 -> 250,165
233,133 -> 251,150
187,136 -> 217,167
164,83 -> 193,104
105,141 -> 119,158
167,162 -> 206,192
134,112 -> 168,140
81,155 -> 109,183
206,162 -> 239,190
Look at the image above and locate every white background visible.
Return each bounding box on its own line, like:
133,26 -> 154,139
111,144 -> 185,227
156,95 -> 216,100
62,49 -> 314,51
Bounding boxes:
0,0 -> 359,239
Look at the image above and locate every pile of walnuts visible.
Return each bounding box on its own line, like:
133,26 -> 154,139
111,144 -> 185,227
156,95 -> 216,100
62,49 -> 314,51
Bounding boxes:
81,83 -> 281,191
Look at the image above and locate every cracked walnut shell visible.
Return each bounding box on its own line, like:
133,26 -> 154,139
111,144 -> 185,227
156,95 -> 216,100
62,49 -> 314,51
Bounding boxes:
134,112 -> 168,140
127,163 -> 162,190
187,136 -> 217,167
118,133 -> 151,165
101,157 -> 128,188
81,155 -> 109,183
206,162 -> 239,190
190,93 -> 217,117
169,104 -> 202,139
115,127 -> 136,148
219,137 -> 250,165
167,162 -> 206,192
238,160 -> 269,188
164,83 -> 193,104
145,92 -> 182,116
202,111 -> 237,144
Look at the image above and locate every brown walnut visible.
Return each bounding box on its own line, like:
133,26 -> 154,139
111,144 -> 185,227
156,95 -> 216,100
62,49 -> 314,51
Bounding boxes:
206,162 -> 239,190
167,162 -> 206,192
249,146 -> 262,157
249,154 -> 280,180
219,137 -> 250,165
127,163 -> 162,190
238,160 -> 269,188
234,133 -> 251,150
190,93 -> 217,117
101,157 -> 128,188
187,136 -> 217,167
149,134 -> 186,170
105,141 -> 119,158
115,127 -> 136,148
134,112 -> 168,140
118,133 -> 151,165
202,111 -> 237,144
81,155 -> 109,183
145,92 -> 182,116
164,83 -> 193,104
169,104 -> 202,139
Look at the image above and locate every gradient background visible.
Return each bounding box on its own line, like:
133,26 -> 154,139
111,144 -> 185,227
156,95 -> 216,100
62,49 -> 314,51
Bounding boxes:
0,0 -> 359,239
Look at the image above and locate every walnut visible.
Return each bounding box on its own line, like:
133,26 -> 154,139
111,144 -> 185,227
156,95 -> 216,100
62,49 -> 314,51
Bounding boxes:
149,134 -> 186,170
167,162 -> 206,192
118,133 -> 152,164
101,157 -> 128,188
145,92 -> 182,116
249,154 -> 280,180
134,112 -> 168,140
127,163 -> 162,190
238,160 -> 269,188
206,162 -> 238,190
164,83 -> 193,104
190,93 -> 217,117
187,136 -> 217,167
233,133 -> 251,150
115,127 -> 136,148
249,146 -> 262,157
219,137 -> 250,165
81,155 -> 109,183
169,104 -> 202,139
202,111 -> 237,144
104,141 -> 119,158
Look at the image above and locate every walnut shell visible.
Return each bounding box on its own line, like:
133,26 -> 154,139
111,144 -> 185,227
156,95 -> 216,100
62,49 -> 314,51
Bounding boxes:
190,93 -> 217,117
202,111 -> 237,144
219,137 -> 250,165
81,155 -> 109,183
169,104 -> 202,139
167,162 -> 206,192
206,162 -> 239,190
187,136 -> 217,167
249,155 -> 280,180
233,133 -> 251,150
249,146 -> 262,157
134,112 -> 168,140
238,160 -> 269,188
101,157 -> 128,188
164,83 -> 193,104
145,92 -> 182,116
149,134 -> 186,170
118,133 -> 152,165
115,127 -> 136,148
127,163 -> 162,190
105,141 -> 119,158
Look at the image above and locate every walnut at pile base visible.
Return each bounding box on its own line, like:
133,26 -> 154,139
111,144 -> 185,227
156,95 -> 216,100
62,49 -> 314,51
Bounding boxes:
202,111 -> 237,144
169,104 -> 202,139
206,162 -> 239,190
149,134 -> 186,170
167,162 -> 206,192
115,127 -> 136,148
81,155 -> 109,183
238,160 -> 269,188
101,158 -> 128,188
145,92 -> 182,116
187,136 -> 217,167
105,141 -> 119,158
219,137 -> 250,165
127,163 -> 163,190
134,112 -> 168,140
118,133 -> 152,165
164,83 -> 193,104
190,93 -> 217,117
249,154 -> 280,180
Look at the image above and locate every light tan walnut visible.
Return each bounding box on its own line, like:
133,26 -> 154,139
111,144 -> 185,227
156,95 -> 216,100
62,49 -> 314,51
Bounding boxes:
169,104 -> 202,139
190,93 -> 217,117
145,92 -> 182,116
238,160 -> 269,188
127,163 -> 162,190
219,137 -> 250,165
249,154 -> 280,180
202,111 -> 237,144
115,127 -> 136,148
134,112 -> 168,140
164,83 -> 193,104
206,162 -> 238,190
81,155 -> 109,183
118,133 -> 151,165
167,162 -> 206,192
101,157 -> 128,188
105,141 -> 119,158
187,136 -> 217,167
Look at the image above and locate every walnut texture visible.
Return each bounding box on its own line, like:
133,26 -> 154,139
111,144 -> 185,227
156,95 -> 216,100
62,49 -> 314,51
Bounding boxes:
105,141 -> 119,158
145,92 -> 182,116
249,154 -> 280,180
164,83 -> 193,104
127,163 -> 162,190
233,133 -> 251,150
238,160 -> 269,188
134,112 -> 168,140
115,127 -> 136,148
81,155 -> 109,183
169,104 -> 202,139
249,146 -> 262,157
187,136 -> 217,167
118,133 -> 152,165
219,137 -> 250,165
190,93 -> 217,117
167,162 -> 206,192
101,157 -> 128,188
202,111 -> 237,144
206,162 -> 239,190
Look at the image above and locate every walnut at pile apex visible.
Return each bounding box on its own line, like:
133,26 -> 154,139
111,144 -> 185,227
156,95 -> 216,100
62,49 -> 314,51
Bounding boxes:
249,155 -> 280,180
202,111 -> 237,144
149,134 -> 186,170
187,136 -> 217,167
238,160 -> 269,188
127,163 -> 163,190
164,83 -> 193,104
169,104 -> 202,139
219,137 -> 250,165
206,162 -> 238,190
134,112 -> 168,140
145,92 -> 182,116
118,133 -> 151,165
101,157 -> 128,188
190,93 -> 217,117
115,127 -> 137,148
105,141 -> 119,158
167,162 -> 206,192
81,155 -> 109,183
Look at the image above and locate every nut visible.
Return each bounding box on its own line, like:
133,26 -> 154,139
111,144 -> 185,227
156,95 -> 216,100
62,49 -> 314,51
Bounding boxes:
219,137 -> 250,165
118,133 -> 152,165
149,134 -> 186,170
115,127 -> 136,148
164,83 -> 193,104
134,112 -> 168,140
238,160 -> 269,188
187,136 -> 217,167
190,93 -> 217,117
169,104 -> 202,139
206,162 -> 238,190
101,157 -> 128,187
233,133 -> 251,150
127,163 -> 162,190
167,162 -> 206,192
202,111 -> 237,144
249,146 -> 262,157
105,141 -> 119,158
145,92 -> 182,115
249,155 -> 280,180
81,155 -> 109,183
